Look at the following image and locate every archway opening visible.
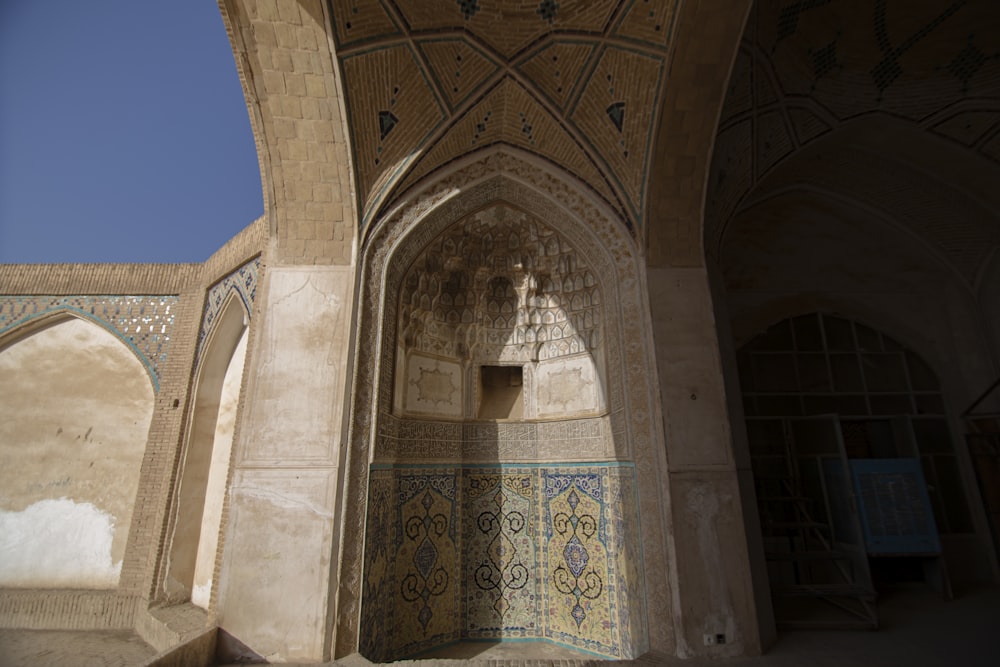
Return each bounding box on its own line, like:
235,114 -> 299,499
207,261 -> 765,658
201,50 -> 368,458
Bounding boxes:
166,295 -> 249,606
739,313 -> 973,629
0,316 -> 153,588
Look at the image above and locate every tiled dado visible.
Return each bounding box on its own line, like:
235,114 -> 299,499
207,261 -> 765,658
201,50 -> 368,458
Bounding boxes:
360,463 -> 647,662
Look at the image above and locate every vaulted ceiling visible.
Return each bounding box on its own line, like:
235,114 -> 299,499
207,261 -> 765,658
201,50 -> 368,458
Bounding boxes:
707,0 -> 1000,282
326,0 -> 680,235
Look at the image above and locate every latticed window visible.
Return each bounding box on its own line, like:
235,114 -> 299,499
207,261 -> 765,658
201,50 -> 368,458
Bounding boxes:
738,313 -> 973,534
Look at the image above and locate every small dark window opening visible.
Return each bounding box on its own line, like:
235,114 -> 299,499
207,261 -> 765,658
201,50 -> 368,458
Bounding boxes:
479,365 -> 523,419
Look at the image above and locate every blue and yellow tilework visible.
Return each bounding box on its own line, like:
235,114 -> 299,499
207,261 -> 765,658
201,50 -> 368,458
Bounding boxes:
360,464 -> 646,661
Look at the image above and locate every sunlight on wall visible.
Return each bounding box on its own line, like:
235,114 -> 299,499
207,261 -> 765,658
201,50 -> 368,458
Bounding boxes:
0,317 -> 153,588
192,328 -> 249,608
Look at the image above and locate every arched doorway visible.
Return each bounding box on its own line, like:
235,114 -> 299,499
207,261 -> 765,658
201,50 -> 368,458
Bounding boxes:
166,293 -> 250,606
739,313 -> 974,628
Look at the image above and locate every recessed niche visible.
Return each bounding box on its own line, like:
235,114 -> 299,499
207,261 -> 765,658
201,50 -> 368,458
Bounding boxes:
479,365 -> 523,419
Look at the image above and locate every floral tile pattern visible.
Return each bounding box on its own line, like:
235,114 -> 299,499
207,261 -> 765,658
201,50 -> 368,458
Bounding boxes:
360,463 -> 645,661
543,471 -> 615,654
464,470 -> 540,639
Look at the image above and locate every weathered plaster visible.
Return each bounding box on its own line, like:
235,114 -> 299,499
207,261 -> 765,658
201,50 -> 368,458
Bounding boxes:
0,499 -> 121,588
646,266 -> 762,656
0,317 -> 153,588
216,266 -> 354,661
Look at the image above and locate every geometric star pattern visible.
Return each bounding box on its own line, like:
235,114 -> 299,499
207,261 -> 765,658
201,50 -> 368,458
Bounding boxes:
327,0 -> 680,233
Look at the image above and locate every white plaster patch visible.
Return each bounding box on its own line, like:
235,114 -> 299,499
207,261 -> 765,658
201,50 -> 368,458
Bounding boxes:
0,498 -> 121,588
192,581 -> 212,608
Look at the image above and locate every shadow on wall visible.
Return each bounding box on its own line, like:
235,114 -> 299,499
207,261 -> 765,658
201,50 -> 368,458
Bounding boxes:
357,203 -> 646,661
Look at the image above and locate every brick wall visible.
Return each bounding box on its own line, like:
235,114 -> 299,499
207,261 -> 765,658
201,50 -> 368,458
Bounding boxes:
0,218 -> 268,631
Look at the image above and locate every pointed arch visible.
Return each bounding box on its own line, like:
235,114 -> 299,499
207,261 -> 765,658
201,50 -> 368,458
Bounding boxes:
0,315 -> 153,588
165,291 -> 249,607
0,308 -> 162,391
335,147 -> 670,659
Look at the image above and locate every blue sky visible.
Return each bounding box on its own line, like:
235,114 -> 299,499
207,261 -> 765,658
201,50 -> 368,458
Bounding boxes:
0,1 -> 263,264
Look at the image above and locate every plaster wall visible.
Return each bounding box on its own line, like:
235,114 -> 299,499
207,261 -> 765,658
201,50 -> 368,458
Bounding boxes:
0,318 -> 153,588
401,352 -> 464,418
535,354 -> 601,418
192,328 -> 249,608
216,266 -> 354,662
646,266 -> 762,657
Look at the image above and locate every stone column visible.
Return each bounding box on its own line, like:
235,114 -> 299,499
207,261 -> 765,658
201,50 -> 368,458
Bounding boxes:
215,265 -> 354,662
646,266 -> 763,657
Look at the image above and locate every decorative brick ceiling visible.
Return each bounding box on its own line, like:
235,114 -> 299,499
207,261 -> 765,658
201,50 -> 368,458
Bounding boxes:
752,0 -> 1000,121
327,0 -> 680,234
706,0 -> 1000,269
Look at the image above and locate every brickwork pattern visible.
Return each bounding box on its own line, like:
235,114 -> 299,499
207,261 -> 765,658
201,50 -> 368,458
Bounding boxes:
0,628 -> 156,667
644,0 -> 752,267
117,284 -> 203,602
222,0 -> 356,265
0,264 -> 199,295
199,215 -> 267,279
0,591 -> 136,632
703,0 -> 1000,273
325,0 -> 680,234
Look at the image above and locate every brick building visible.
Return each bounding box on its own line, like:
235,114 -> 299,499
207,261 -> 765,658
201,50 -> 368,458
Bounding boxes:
1,1 -> 999,663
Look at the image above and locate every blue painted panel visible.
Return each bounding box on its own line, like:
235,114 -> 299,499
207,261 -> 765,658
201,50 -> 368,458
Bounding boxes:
850,458 -> 941,555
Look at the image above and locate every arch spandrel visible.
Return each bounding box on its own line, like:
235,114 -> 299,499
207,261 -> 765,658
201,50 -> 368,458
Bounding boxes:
0,296 -> 180,392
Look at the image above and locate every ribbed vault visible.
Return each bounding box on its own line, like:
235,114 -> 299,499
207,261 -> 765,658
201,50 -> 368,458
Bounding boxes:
326,0 -> 681,233
707,0 -> 1000,278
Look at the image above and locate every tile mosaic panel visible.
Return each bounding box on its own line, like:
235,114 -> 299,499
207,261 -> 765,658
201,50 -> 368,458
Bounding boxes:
196,258 -> 260,363
610,466 -> 648,655
543,469 -> 616,656
359,469 -> 396,662
392,471 -> 460,658
463,470 -> 541,639
0,295 -> 178,391
360,463 -> 643,661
